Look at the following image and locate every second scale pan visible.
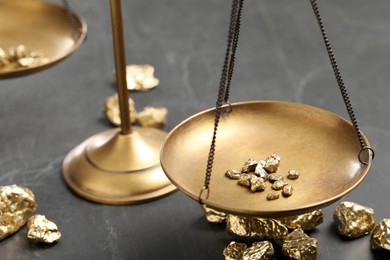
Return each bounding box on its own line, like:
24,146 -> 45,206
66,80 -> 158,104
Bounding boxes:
0,0 -> 87,78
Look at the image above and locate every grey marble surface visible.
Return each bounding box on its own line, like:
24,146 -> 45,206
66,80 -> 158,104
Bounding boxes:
1,0 -> 390,259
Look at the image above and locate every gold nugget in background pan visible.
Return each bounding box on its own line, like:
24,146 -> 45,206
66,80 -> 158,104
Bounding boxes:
333,201 -> 375,238
27,214 -> 61,243
0,185 -> 37,240
113,64 -> 159,91
371,219 -> 390,251
0,45 -> 48,69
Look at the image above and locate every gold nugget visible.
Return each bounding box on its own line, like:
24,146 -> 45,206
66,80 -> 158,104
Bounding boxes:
282,228 -> 318,260
371,219 -> 390,251
241,159 -> 258,173
277,210 -> 323,231
288,170 -> 300,180
267,192 -> 280,201
223,241 -> 247,260
225,169 -> 241,180
238,174 -> 252,187
27,214 -> 61,243
282,184 -> 293,197
202,204 -> 227,223
104,94 -> 137,126
272,180 -> 287,190
242,241 -> 275,260
268,174 -> 283,182
226,215 -> 288,239
250,176 -> 266,192
0,185 -> 38,240
137,106 -> 168,129
113,64 -> 159,91
333,201 -> 375,238
264,154 -> 281,173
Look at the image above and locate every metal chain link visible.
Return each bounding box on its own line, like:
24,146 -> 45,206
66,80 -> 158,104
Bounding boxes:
62,0 -> 79,40
200,0 -> 244,202
309,0 -> 374,163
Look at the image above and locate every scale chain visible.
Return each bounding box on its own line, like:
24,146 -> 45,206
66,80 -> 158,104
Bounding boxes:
309,0 -> 374,164
62,0 -> 79,40
200,0 -> 244,202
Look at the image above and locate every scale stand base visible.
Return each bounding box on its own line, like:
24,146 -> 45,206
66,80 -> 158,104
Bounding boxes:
62,127 -> 176,204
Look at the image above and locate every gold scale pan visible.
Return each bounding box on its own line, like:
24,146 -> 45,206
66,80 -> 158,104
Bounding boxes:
0,0 -> 87,78
160,0 -> 374,218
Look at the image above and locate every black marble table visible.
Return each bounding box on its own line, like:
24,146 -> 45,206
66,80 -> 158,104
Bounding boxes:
1,0 -> 390,259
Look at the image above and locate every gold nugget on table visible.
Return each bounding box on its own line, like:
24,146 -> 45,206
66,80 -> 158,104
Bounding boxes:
27,214 -> 61,243
104,94 -> 137,126
0,185 -> 37,240
202,204 -> 227,223
371,219 -> 390,251
277,210 -> 323,231
137,106 -> 168,129
333,201 -> 375,238
113,64 -> 159,91
242,241 -> 275,260
226,215 -> 288,239
282,228 -> 318,260
223,241 -> 247,260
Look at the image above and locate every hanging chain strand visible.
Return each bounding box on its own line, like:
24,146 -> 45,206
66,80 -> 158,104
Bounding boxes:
200,0 -> 244,202
224,0 -> 244,103
309,0 -> 374,163
62,0 -> 79,40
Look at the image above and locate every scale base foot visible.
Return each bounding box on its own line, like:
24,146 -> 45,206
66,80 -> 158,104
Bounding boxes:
62,127 -> 176,205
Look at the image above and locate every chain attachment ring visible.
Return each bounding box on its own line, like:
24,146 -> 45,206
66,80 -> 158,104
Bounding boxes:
198,186 -> 210,205
358,146 -> 375,165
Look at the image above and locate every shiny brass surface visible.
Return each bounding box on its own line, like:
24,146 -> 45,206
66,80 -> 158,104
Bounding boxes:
27,214 -> 61,243
160,101 -> 372,217
333,201 -> 375,238
0,0 -> 87,78
62,127 -> 176,204
0,185 -> 37,240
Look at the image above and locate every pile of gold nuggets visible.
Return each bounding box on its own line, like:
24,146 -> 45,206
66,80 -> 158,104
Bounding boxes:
225,154 -> 299,200
0,44 -> 48,69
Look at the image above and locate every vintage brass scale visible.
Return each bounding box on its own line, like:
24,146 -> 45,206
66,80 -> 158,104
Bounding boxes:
160,0 -> 375,217
0,0 -> 87,78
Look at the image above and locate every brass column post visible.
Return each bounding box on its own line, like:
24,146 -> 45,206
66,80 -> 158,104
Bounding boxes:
109,0 -> 131,135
